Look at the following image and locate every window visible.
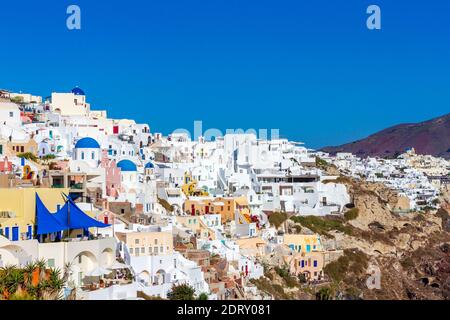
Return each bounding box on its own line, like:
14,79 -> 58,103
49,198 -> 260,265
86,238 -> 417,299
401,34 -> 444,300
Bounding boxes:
9,111 -> 13,117
129,248 -> 133,254
121,209 -> 125,214
141,247 -> 145,253
154,247 -> 158,254
148,247 -> 152,254
160,246 -> 163,253
154,239 -> 158,245
313,260 -> 318,267
81,152 -> 84,160
47,259 -> 55,268
135,239 -> 139,244
91,151 -> 95,159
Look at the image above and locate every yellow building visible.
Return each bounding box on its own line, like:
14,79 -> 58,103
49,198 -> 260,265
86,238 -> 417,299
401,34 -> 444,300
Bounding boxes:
287,251 -> 325,281
116,231 -> 173,256
183,196 -> 250,224
0,187 -> 69,241
283,234 -> 323,253
7,138 -> 38,155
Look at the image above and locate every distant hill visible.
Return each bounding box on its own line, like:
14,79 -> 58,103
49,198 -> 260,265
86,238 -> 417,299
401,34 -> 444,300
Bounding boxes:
322,113 -> 450,159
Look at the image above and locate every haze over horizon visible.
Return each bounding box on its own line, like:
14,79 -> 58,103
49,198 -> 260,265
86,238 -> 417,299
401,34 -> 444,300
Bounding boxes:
1,0 -> 449,149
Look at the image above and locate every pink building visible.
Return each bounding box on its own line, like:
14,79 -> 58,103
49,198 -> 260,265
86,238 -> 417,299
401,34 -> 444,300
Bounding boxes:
100,151 -> 122,197
0,156 -> 12,173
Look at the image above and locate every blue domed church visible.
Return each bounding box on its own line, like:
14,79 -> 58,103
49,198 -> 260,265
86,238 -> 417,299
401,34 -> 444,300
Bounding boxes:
73,137 -> 101,168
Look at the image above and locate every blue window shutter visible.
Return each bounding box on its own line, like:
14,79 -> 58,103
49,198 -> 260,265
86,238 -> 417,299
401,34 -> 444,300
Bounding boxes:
314,260 -> 318,267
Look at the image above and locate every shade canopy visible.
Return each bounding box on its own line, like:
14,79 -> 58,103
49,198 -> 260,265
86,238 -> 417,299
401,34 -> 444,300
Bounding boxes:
53,194 -> 110,229
36,193 -> 68,235
35,193 -> 110,235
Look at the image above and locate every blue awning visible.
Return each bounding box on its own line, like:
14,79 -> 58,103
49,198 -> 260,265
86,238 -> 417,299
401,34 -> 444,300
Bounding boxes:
54,194 -> 110,229
36,193 -> 69,235
36,193 -> 110,235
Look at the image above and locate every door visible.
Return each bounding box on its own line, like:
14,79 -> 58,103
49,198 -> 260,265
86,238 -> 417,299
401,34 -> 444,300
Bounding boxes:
4,227 -> 10,240
12,226 -> 19,241
27,225 -> 32,239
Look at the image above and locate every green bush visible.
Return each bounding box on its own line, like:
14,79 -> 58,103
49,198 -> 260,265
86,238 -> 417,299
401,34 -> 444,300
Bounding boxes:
315,157 -> 330,169
290,215 -> 353,237
17,152 -> 38,162
42,154 -> 56,162
323,249 -> 369,283
274,266 -> 298,288
316,286 -> 334,300
197,292 -> 208,300
268,212 -> 288,229
167,284 -> 195,300
344,208 -> 359,221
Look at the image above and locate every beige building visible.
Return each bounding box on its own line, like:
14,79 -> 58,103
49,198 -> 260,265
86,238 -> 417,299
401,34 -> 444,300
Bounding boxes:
184,196 -> 251,224
234,237 -> 266,258
7,138 -> 38,155
51,90 -> 90,116
116,231 -> 173,256
288,251 -> 324,281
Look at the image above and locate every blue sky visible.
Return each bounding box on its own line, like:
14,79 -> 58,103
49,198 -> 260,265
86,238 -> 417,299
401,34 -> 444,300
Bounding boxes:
1,0 -> 449,148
